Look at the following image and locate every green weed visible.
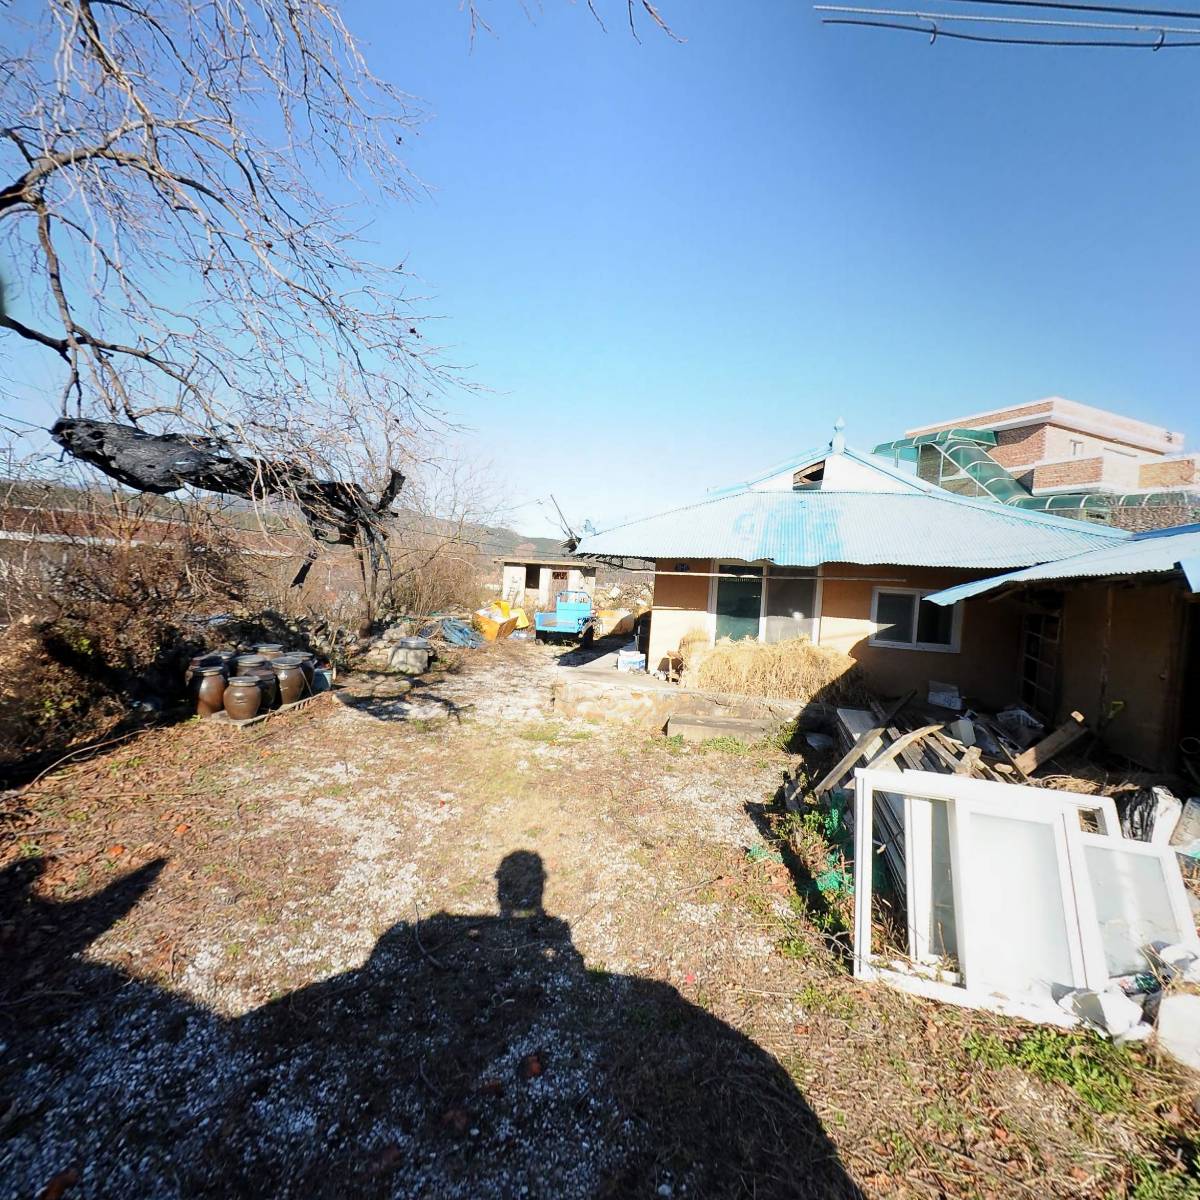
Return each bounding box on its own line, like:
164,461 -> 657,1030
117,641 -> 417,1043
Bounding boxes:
964,1028 -> 1135,1114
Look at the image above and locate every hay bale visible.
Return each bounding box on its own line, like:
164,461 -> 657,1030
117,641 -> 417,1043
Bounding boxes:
682,635 -> 867,705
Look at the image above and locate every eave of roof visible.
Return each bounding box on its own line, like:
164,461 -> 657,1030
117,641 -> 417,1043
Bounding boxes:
924,523 -> 1200,606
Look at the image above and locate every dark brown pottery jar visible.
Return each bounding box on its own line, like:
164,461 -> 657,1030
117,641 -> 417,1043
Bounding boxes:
293,653 -> 316,690
191,665 -> 226,717
235,654 -> 267,675
213,649 -> 238,674
250,666 -> 279,709
185,653 -> 222,689
224,676 -> 261,721
255,643 -> 284,660
273,658 -> 305,706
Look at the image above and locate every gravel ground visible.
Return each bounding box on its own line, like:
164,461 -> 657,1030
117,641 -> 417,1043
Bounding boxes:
2,641 -> 1196,1199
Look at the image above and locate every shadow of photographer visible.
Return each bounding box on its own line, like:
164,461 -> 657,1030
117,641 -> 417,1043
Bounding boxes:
1,851 -> 861,1199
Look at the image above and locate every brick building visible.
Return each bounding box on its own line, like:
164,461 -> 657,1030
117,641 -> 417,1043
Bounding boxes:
890,397 -> 1200,532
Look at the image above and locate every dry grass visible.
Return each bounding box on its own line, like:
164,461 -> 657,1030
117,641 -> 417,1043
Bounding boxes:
682,634 -> 869,705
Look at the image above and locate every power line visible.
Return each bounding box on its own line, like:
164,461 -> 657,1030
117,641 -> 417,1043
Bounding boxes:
817,2 -> 1200,29
821,15 -> 1200,42
914,0 -> 1200,20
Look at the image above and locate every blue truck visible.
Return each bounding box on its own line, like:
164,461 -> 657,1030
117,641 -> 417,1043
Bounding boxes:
534,590 -> 598,645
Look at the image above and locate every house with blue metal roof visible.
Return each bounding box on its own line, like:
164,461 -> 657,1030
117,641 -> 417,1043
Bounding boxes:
574,423 -> 1129,711
921,524 -> 1200,770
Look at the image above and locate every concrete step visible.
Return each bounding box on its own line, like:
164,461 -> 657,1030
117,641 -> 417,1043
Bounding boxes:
666,713 -> 776,745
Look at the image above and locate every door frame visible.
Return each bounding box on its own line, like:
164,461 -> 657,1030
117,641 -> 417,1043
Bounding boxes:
707,560 -> 767,643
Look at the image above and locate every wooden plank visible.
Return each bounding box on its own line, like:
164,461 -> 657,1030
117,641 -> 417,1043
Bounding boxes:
817,691 -> 915,796
884,725 -> 928,772
1013,711 -> 1087,775
954,745 -> 983,776
865,723 -> 943,770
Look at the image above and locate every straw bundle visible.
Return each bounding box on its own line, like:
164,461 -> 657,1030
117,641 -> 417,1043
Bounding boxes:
681,634 -> 867,704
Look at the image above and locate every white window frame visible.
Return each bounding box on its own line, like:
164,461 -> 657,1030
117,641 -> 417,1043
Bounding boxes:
707,563 -> 822,645
869,586 -> 963,654
852,769 -> 1130,1025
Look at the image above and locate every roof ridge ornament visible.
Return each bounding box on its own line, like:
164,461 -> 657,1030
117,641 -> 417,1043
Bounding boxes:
831,417 -> 846,454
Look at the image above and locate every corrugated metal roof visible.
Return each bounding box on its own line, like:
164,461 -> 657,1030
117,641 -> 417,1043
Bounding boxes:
925,523 -> 1200,606
575,484 -> 1127,569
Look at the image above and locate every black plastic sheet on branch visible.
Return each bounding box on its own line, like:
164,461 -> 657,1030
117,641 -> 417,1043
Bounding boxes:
50,419 -> 404,560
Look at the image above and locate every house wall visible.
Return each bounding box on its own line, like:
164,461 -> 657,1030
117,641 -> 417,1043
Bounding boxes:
1140,456 -> 1200,488
1056,581 -> 1185,769
501,564 -> 526,603
817,564 -> 1022,707
499,562 -> 596,609
648,559 -> 714,672
646,559 -> 1022,705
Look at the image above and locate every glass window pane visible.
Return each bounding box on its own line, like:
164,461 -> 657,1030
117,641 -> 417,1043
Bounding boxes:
715,572 -> 762,642
874,592 -> 914,644
764,574 -> 816,644
965,813 -> 1076,996
1083,842 -> 1183,975
916,598 -> 955,646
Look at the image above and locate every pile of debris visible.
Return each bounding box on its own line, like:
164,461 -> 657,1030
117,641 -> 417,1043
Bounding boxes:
786,685 -> 1200,1067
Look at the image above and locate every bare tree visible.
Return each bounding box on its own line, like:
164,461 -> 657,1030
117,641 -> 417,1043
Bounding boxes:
0,0 -> 670,610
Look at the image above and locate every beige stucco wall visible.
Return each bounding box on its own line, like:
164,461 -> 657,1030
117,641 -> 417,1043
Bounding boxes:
817,564 -> 1022,707
645,560 -> 1022,704
647,559 -> 713,672
1057,581 -> 1184,769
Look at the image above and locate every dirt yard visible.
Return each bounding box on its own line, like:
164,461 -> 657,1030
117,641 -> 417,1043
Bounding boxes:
2,641 -> 1197,1199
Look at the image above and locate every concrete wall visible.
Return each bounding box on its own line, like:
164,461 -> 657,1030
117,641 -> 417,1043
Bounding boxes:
499,562 -> 595,609
817,564 -> 1022,707
647,559 -> 713,673
1057,581 -> 1185,769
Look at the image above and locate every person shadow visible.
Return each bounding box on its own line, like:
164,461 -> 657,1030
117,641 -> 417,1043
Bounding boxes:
0,852 -> 861,1199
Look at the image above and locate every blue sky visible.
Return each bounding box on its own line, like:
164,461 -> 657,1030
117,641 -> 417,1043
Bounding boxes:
5,1 -> 1199,536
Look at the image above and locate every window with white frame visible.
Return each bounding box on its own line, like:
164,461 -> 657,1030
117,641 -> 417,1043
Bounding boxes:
870,587 -> 962,652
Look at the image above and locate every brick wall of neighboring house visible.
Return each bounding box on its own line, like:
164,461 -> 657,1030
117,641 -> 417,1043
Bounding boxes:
1139,457 -> 1200,488
988,425 -> 1047,468
1108,503 -> 1200,533
1031,458 -> 1105,491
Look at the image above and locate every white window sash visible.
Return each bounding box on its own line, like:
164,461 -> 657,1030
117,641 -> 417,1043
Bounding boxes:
868,586 -> 963,654
853,769 -> 1124,1019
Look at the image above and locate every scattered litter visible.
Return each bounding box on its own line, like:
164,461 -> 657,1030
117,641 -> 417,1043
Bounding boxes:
804,731 -> 835,751
616,643 -> 646,673
418,617 -> 484,648
926,681 -> 961,711
993,704 -> 1044,749
1062,987 -> 1144,1037
1155,993 -> 1200,1071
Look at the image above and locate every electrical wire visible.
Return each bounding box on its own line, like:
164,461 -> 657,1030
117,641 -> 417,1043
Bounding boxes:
821,16 -> 1200,43
912,0 -> 1200,20
816,2 -> 1200,29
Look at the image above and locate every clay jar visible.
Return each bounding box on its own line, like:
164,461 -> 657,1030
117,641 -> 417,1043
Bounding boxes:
185,653 -> 222,689
272,656 -> 305,706
292,652 -> 316,690
249,666 -> 279,709
234,654 -> 267,675
255,643 -> 284,660
191,665 -> 226,717
223,675 -> 262,721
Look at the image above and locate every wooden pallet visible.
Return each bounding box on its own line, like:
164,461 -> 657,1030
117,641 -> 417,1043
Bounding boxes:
208,689 -> 327,729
